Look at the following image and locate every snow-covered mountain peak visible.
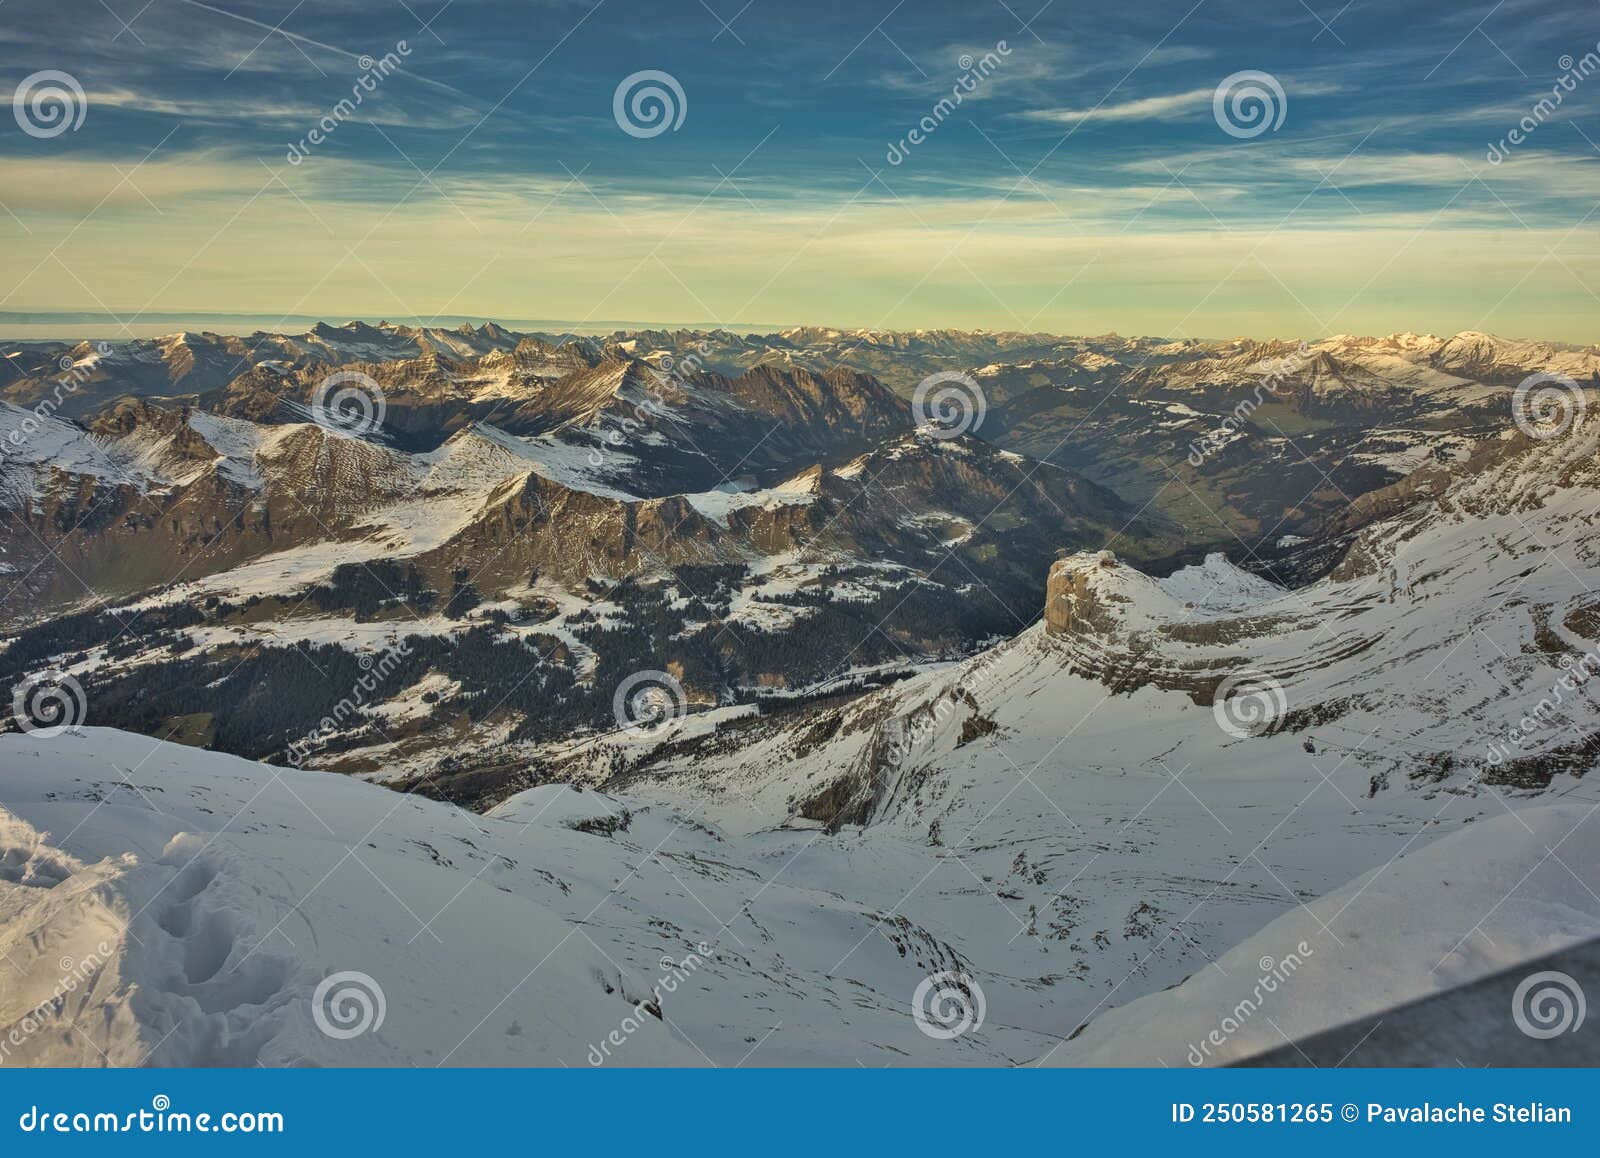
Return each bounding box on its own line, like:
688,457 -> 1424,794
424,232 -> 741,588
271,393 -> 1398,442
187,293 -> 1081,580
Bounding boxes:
1045,550 -> 1183,634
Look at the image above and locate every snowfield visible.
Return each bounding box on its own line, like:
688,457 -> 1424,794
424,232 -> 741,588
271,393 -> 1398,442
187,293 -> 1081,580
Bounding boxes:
0,731 -> 699,1066
1051,800 -> 1600,1065
2,724 -> 1595,1067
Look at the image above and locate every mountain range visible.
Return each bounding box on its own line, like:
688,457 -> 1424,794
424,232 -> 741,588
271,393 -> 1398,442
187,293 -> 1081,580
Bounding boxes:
2,321 -> 1598,1065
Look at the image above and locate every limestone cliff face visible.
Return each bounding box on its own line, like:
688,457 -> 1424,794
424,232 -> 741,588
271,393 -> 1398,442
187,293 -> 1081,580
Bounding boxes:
1042,550 -> 1185,698
1041,551 -> 1323,708
1044,551 -> 1123,637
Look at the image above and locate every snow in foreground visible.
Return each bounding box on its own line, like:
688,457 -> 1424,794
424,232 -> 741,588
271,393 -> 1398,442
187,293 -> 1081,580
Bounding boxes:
2,728 -> 1596,1067
1049,801 -> 1600,1065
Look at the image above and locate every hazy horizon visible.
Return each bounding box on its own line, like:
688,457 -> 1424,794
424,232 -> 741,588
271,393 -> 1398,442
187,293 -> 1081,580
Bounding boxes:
0,311 -> 1593,347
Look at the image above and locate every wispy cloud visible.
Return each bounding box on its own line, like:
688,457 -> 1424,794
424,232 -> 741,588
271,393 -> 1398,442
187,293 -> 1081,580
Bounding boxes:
82,87 -> 482,132
1020,87 -> 1217,125
1021,80 -> 1346,126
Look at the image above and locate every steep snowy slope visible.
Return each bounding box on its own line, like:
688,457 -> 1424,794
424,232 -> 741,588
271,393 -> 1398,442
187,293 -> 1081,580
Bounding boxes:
1048,800 -> 1600,1066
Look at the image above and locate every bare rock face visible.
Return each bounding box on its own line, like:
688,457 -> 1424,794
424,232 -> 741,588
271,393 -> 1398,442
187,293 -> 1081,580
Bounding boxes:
1043,551 -> 1124,637
1041,550 -> 1309,708
1041,550 -> 1180,697
418,470 -> 735,590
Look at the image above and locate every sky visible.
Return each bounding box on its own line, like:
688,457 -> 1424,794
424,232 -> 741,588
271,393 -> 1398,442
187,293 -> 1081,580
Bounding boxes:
1,0 -> 1598,340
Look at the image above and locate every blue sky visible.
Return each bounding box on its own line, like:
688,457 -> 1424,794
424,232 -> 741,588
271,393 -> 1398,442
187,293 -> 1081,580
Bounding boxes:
2,0 -> 1598,339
